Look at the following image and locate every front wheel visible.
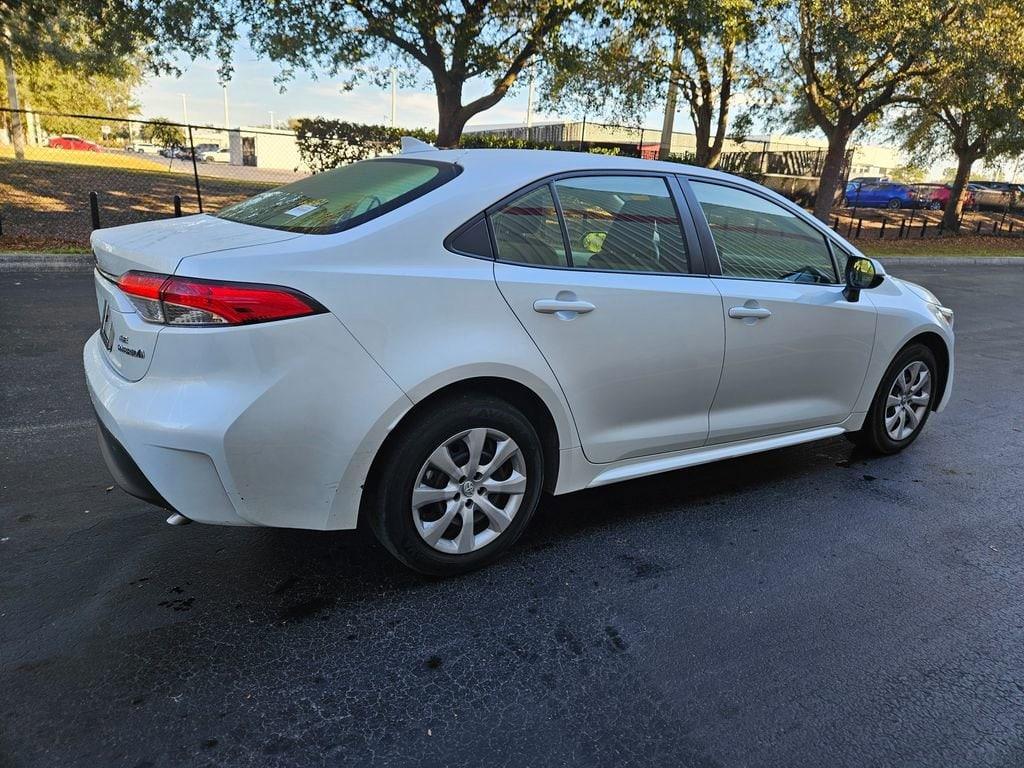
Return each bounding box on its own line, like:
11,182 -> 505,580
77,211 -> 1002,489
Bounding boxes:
887,198 -> 902,210
367,394 -> 544,576
847,344 -> 937,454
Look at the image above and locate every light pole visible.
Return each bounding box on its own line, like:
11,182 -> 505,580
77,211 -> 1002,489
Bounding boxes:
179,93 -> 189,126
222,85 -> 230,129
525,64 -> 535,129
390,67 -> 397,128
269,110 -> 275,130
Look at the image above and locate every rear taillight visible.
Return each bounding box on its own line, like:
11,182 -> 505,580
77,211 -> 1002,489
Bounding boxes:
116,271 -> 326,326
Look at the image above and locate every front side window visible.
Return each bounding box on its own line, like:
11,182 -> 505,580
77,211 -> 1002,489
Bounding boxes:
217,159 -> 459,234
689,180 -> 838,284
490,185 -> 568,267
553,176 -> 689,273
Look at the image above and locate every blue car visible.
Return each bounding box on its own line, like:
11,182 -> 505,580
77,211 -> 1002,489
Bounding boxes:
844,181 -> 922,210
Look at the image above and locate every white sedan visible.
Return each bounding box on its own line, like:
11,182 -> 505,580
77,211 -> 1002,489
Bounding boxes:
84,142 -> 954,575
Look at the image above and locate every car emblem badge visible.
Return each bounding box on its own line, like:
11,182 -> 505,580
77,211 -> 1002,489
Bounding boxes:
462,480 -> 476,496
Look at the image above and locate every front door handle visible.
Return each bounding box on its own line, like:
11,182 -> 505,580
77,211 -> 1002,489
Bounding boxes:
534,296 -> 596,315
728,305 -> 772,319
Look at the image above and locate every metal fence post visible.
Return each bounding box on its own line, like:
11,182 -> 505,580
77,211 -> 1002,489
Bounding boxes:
89,191 -> 101,230
579,116 -> 586,152
187,124 -> 204,213
173,195 -> 182,217
879,219 -> 886,239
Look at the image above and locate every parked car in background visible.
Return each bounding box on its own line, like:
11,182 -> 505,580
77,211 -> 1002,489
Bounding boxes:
126,142 -> 161,155
847,176 -> 890,186
969,181 -> 1022,210
158,146 -> 179,158
844,180 -> 922,209
201,147 -> 232,163
84,146 -> 955,575
48,135 -> 101,151
922,183 -> 976,211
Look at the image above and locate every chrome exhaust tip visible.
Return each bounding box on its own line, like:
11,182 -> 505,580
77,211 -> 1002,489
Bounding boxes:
166,513 -> 192,526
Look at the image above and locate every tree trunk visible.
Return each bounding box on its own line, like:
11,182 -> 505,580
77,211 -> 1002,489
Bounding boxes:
942,151 -> 975,232
2,40 -> 26,160
813,124 -> 852,222
435,81 -> 468,148
658,38 -> 683,161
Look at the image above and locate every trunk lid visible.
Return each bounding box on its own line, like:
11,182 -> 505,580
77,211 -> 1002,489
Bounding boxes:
90,215 -> 302,381
90,214 -> 302,277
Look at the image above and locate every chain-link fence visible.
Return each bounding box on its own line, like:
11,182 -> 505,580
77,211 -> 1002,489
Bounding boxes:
0,108 -> 308,249
3,107 -> 1023,250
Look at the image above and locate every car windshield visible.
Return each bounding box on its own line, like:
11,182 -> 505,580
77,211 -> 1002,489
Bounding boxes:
217,158 -> 460,234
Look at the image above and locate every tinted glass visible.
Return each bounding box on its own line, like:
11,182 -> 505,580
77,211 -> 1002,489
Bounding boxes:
690,180 -> 838,284
553,176 -> 689,273
490,185 -> 567,267
217,159 -> 456,234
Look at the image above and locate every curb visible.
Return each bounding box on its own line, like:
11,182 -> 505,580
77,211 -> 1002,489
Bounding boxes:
875,256 -> 1024,266
2,252 -> 1023,272
0,252 -> 93,272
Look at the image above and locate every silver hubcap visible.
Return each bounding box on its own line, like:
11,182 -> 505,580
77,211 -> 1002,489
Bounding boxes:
411,427 -> 527,555
884,361 -> 932,441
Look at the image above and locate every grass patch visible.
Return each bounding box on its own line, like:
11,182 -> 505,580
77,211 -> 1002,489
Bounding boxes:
0,145 -> 169,172
859,236 -> 1024,257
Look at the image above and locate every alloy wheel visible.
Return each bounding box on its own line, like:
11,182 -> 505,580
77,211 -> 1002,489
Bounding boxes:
411,427 -> 528,555
884,361 -> 932,441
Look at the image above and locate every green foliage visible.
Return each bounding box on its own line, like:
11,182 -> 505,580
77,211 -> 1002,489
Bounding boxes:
141,119 -> 185,148
891,163 -> 927,183
294,119 -> 437,171
541,0 -> 777,167
238,0 -> 596,144
775,0 -> 963,217
0,56 -> 141,140
292,119 -> 621,172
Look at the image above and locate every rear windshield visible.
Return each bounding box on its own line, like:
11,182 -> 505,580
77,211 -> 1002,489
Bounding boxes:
216,158 -> 460,234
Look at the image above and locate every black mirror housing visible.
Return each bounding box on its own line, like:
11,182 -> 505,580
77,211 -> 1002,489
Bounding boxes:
844,256 -> 885,302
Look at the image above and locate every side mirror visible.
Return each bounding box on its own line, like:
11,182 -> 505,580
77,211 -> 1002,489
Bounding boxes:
844,256 -> 885,302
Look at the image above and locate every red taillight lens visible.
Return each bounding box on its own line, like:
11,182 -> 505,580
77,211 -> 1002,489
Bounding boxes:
116,271 -> 325,327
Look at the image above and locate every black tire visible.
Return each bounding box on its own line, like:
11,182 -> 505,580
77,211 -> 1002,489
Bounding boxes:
887,198 -> 902,210
927,200 -> 942,210
367,394 -> 544,576
846,343 -> 937,454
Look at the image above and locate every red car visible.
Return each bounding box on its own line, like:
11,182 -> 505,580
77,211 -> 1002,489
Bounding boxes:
924,183 -> 975,211
47,135 -> 101,152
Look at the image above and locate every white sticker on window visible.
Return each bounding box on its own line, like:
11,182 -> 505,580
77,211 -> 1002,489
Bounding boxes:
283,204 -> 319,217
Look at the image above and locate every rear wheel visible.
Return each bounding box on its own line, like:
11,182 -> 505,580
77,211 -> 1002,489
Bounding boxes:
847,343 -> 937,454
887,198 -> 902,210
367,394 -> 544,575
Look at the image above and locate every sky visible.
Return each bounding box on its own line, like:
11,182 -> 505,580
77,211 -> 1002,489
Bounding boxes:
137,42 -> 677,132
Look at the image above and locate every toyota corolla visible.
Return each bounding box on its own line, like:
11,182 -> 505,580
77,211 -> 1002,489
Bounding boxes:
84,142 -> 954,575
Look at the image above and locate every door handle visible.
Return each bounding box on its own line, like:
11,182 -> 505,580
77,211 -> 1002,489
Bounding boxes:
533,299 -> 596,315
728,306 -> 772,319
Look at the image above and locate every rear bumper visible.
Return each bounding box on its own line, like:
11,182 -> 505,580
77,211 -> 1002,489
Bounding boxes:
83,312 -> 412,530
94,415 -> 175,512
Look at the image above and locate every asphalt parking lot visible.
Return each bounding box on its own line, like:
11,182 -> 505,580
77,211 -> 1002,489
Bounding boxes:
2,264 -> 1023,767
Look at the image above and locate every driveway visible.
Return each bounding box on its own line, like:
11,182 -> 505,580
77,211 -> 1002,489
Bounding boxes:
1,265 -> 1022,767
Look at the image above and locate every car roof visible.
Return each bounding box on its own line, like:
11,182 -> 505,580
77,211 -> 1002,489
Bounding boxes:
402,147 -> 745,186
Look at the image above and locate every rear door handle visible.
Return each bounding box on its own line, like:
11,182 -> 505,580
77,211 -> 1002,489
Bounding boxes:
533,299 -> 596,315
728,306 -> 772,319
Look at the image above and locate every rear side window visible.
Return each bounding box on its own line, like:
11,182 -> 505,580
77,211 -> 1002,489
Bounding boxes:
490,185 -> 568,267
216,159 -> 460,234
689,180 -> 838,283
